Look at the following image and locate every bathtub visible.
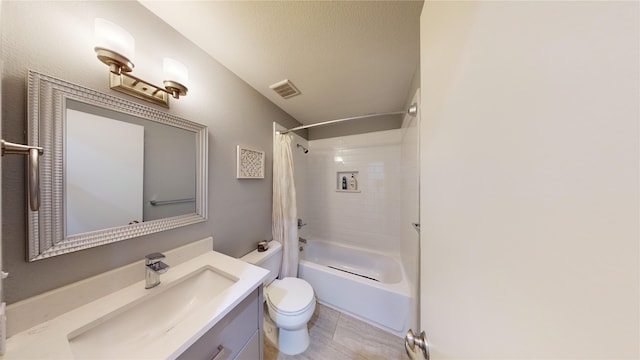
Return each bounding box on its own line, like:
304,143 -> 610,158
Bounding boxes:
298,240 -> 411,336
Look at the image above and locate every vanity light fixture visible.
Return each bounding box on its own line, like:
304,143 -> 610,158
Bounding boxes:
94,18 -> 188,108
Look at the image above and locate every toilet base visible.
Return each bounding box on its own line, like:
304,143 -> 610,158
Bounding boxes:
263,313 -> 311,356
278,327 -> 310,355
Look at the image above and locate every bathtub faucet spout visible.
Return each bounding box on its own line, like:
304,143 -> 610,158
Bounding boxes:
298,237 -> 307,244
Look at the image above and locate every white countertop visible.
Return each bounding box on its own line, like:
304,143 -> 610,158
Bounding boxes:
3,247 -> 268,359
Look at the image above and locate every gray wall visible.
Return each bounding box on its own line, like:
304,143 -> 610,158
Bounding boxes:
1,1 -> 302,304
404,66 -> 420,112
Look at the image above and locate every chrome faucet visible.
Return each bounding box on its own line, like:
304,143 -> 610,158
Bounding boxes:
145,252 -> 169,289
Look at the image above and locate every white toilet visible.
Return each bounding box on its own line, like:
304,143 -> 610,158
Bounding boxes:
241,241 -> 316,355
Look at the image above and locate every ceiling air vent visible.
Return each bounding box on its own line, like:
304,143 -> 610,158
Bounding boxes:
270,79 -> 301,99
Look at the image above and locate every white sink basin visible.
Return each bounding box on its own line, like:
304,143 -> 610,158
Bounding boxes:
67,265 -> 238,358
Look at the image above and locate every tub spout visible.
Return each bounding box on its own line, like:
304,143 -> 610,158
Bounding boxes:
298,237 -> 307,244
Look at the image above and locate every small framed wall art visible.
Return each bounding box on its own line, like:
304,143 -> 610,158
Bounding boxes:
237,145 -> 265,179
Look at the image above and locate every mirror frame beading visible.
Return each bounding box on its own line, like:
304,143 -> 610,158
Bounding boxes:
27,70 -> 208,261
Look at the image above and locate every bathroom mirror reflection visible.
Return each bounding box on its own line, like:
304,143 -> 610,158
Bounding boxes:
27,71 -> 208,261
65,100 -> 197,236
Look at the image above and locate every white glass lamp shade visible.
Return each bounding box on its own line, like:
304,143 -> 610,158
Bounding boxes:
163,58 -> 189,86
94,18 -> 135,61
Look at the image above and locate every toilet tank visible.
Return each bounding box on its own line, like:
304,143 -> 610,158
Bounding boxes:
241,241 -> 282,285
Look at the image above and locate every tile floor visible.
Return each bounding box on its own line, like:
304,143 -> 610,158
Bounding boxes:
264,304 -> 407,360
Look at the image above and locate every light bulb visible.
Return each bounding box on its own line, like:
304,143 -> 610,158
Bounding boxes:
94,18 -> 135,61
163,58 -> 188,86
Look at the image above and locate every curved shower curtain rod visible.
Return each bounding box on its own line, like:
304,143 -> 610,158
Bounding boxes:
280,103 -> 418,134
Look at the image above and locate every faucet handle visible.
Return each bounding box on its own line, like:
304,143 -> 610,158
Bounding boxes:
145,252 -> 165,265
149,261 -> 169,273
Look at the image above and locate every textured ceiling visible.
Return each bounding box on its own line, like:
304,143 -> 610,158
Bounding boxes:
140,1 -> 423,125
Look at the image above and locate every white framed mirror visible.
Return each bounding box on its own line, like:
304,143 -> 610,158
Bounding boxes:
26,70 -> 208,261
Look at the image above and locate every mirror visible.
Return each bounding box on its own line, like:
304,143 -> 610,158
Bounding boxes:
26,70 -> 208,261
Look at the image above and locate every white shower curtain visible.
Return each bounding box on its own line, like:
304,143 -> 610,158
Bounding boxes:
273,133 -> 299,279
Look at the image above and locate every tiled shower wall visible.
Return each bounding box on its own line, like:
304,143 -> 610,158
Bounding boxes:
306,130 -> 403,255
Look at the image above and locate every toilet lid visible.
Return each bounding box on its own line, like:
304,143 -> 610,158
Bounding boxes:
266,277 -> 314,314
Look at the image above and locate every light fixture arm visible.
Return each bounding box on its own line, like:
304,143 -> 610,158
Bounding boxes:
94,47 -> 134,74
107,71 -> 171,108
93,19 -> 188,108
95,49 -> 189,108
163,80 -> 188,99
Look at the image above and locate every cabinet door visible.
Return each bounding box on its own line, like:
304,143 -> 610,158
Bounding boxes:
177,288 -> 259,360
235,331 -> 261,360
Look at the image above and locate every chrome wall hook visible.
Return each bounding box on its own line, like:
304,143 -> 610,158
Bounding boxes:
2,140 -> 44,211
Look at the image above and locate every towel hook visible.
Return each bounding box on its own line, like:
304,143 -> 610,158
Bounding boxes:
2,140 -> 44,211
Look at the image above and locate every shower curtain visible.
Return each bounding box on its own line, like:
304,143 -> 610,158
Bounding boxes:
273,133 -> 299,278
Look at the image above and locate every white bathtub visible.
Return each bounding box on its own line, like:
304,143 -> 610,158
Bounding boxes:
298,240 -> 411,336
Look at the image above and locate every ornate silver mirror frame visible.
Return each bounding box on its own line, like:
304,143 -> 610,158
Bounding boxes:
27,70 -> 208,261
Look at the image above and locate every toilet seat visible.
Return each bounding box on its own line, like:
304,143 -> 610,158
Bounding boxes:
266,277 -> 315,316
268,297 -> 315,317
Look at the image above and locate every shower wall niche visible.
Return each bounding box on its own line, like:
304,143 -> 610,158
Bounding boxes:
336,171 -> 359,192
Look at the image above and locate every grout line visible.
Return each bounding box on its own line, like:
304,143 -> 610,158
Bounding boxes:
332,311 -> 342,342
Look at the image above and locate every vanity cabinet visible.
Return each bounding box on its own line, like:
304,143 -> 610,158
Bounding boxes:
177,287 -> 263,360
